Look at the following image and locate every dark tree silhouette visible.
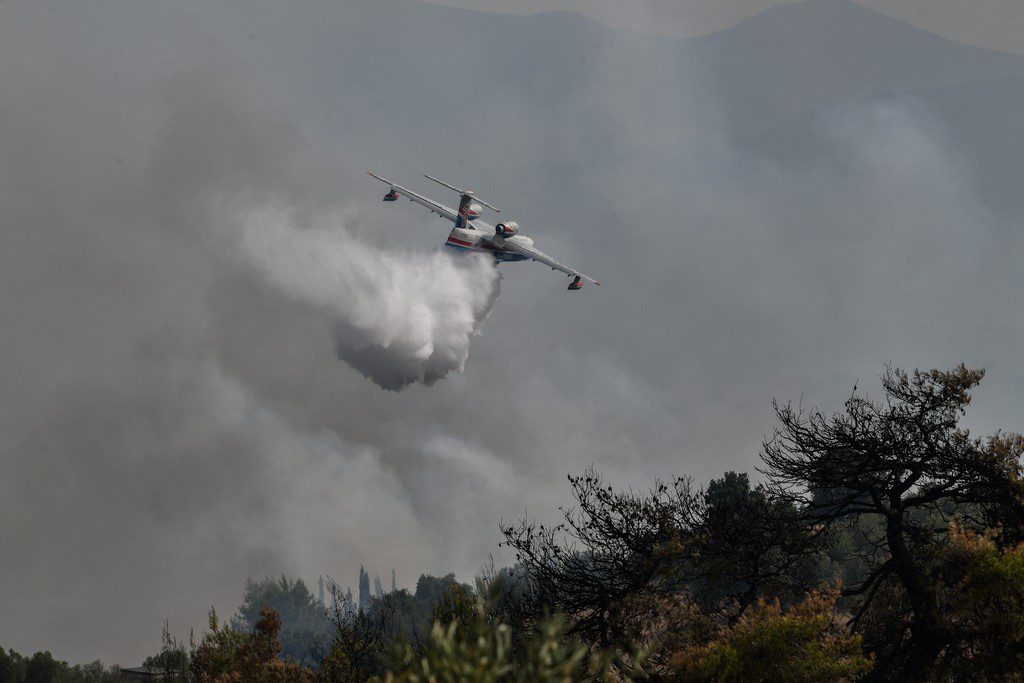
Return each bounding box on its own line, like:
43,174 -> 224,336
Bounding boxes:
501,468 -> 821,656
358,565 -> 371,613
501,469 -> 685,648
761,364 -> 1024,678
316,591 -> 395,683
679,471 -> 822,623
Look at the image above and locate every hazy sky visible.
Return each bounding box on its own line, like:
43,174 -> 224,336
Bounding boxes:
431,0 -> 1024,53
1,0 -> 1022,667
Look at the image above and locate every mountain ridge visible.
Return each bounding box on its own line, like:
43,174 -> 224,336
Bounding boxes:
681,0 -> 1024,134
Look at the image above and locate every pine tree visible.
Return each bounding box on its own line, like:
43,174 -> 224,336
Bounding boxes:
391,568 -> 397,593
373,575 -> 384,599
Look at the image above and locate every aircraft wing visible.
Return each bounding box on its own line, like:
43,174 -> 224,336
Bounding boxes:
502,235 -> 601,287
367,172 -> 458,222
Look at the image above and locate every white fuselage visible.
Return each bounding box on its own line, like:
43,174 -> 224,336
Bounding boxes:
444,224 -> 531,262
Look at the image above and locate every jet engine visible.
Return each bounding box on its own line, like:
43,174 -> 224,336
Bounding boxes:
495,221 -> 519,238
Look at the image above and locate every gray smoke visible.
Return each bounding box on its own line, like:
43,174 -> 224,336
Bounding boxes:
2,0 -> 1023,669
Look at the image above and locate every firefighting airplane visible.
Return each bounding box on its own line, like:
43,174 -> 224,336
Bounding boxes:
368,172 -> 600,291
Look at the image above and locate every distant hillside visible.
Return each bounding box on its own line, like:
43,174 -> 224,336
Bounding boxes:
313,0 -> 1024,222
349,0 -> 1024,140
46,0 -> 1024,199
684,0 -> 1024,135
856,0 -> 1024,55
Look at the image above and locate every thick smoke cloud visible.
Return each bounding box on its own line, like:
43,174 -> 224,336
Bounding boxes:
232,204 -> 501,389
0,11 -> 511,659
1,0 -> 1022,668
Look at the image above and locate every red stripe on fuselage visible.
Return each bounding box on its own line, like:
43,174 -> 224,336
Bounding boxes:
446,236 -> 507,252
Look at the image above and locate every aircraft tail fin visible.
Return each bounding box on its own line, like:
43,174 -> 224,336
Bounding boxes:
423,174 -> 499,229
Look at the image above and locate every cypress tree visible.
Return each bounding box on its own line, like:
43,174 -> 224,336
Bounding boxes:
358,566 -> 370,612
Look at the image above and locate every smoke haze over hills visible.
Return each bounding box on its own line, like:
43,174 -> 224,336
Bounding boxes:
1,0 -> 1022,666
431,0 -> 1024,54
